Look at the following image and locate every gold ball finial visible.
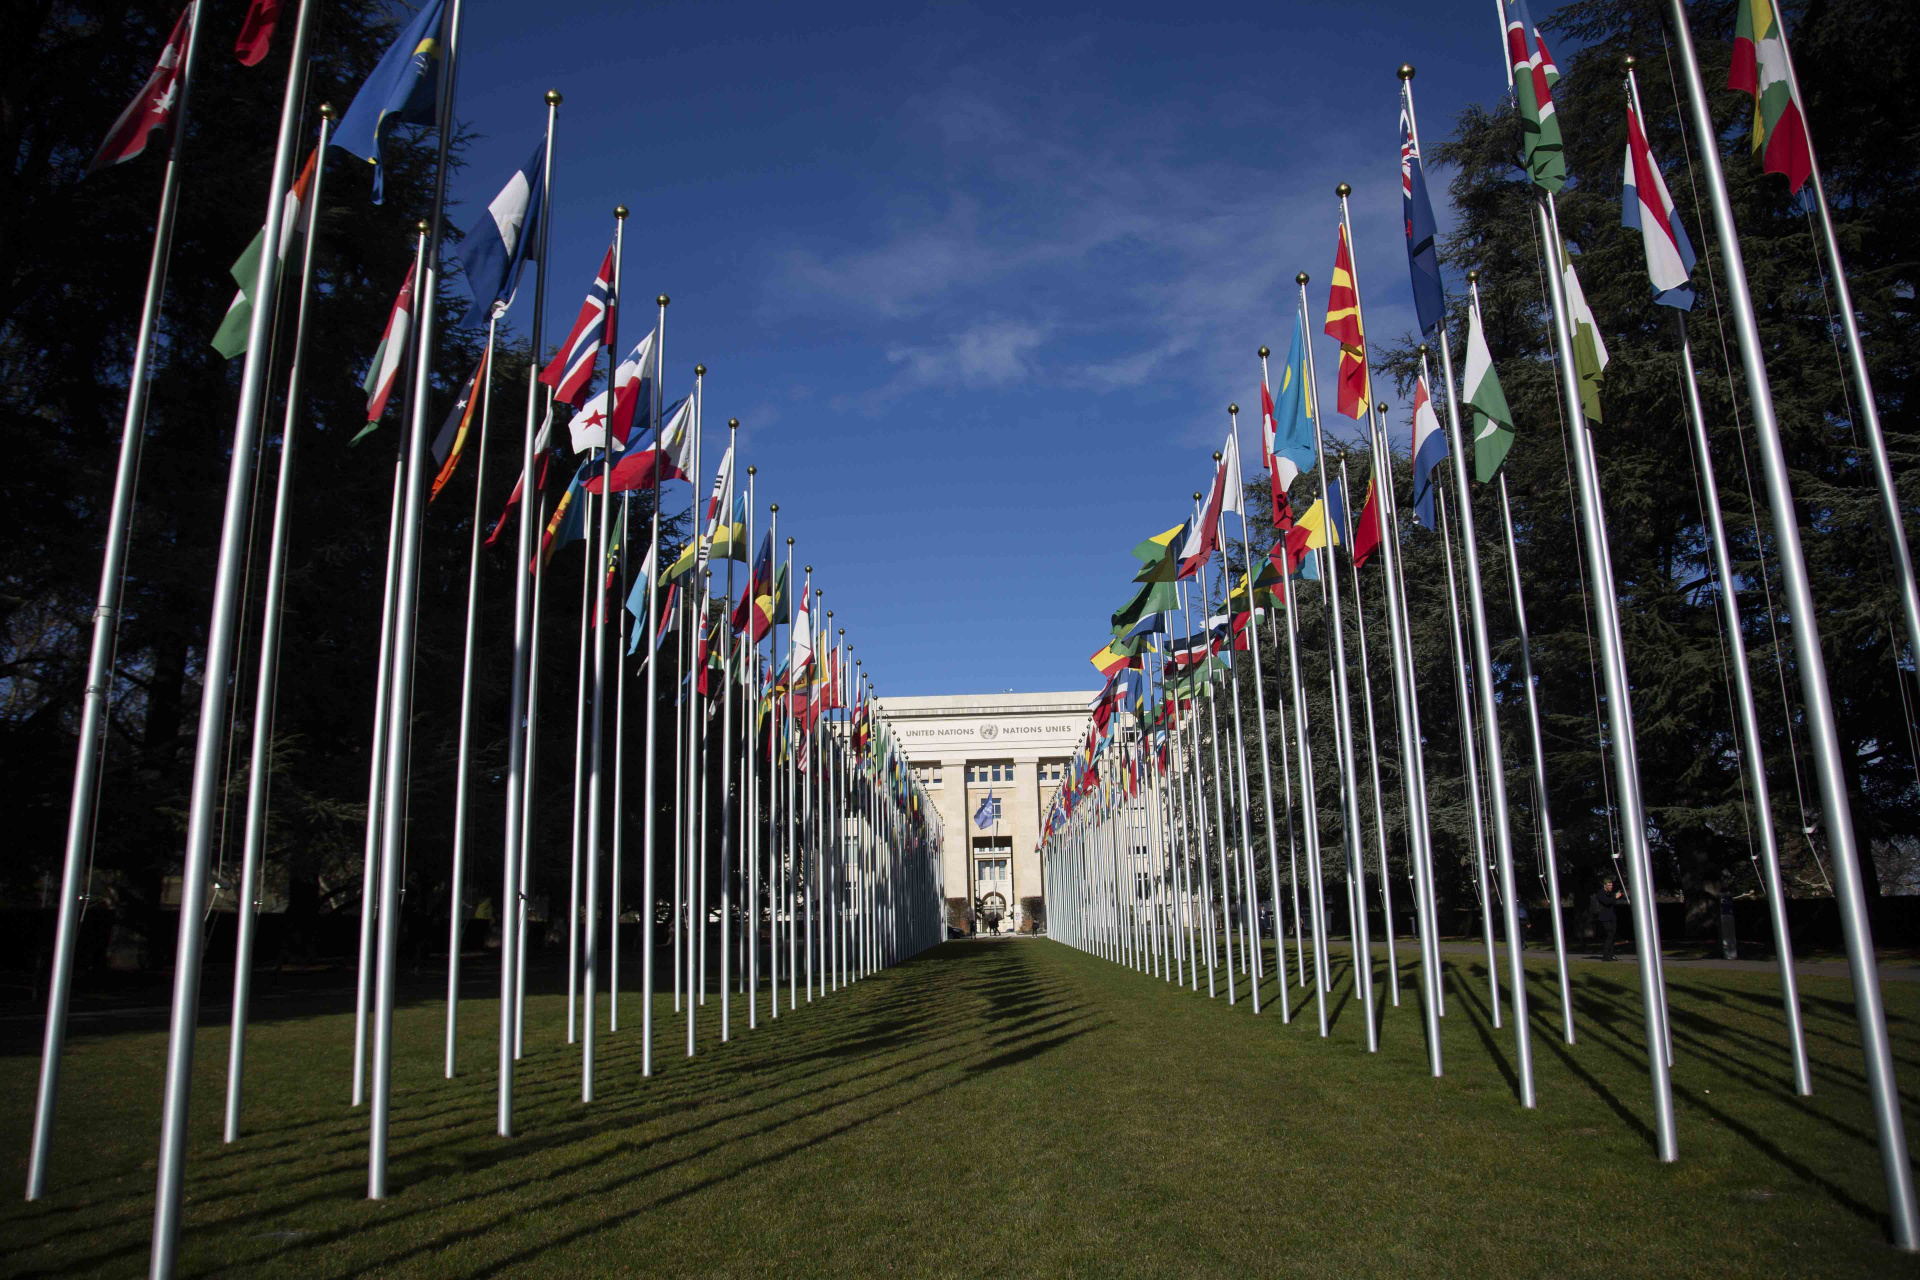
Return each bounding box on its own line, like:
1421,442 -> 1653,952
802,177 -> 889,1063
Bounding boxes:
1417,342 -> 1429,355
615,205 -> 628,219
728,417 -> 739,429
1336,182 -> 1352,198
786,535 -> 793,545
1212,451 -> 1222,462
806,565 -> 813,574
1398,63 -> 1415,81
1624,53 -> 1636,70
747,465 -> 756,476
770,502 -> 779,513
545,89 -> 563,106
1467,269 -> 1479,284
1296,271 -> 1310,285
319,103 -> 335,120
1258,345 -> 1270,359
656,294 -> 669,307
694,363 -> 706,377
416,219 -> 430,233
1228,403 -> 1239,416
1375,400 -> 1389,414
1193,491 -> 1203,501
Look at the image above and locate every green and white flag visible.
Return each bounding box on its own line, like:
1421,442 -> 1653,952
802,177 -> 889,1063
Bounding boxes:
211,150 -> 317,359
1464,295 -> 1514,482
1560,242 -> 1608,424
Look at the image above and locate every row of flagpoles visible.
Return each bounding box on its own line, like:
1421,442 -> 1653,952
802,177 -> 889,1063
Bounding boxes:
1042,0 -> 1914,1251
26,1 -> 948,1275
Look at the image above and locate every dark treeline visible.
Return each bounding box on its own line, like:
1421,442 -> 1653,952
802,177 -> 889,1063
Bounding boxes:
1213,0 -> 1917,939
1,1 -> 695,974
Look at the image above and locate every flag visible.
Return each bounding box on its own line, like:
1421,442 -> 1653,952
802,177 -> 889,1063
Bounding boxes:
234,0 -> 280,66
1131,522 -> 1186,563
541,247 -> 614,407
356,263 -> 415,439
330,0 -> 445,203
428,349 -> 487,502
1622,100 -> 1697,310
1326,475 -> 1353,548
1219,428 -> 1246,519
1505,0 -> 1565,193
1110,577 -> 1178,638
752,564 -> 790,643
1269,318 -> 1318,507
537,459 -> 593,570
571,330 -> 658,455
733,533 -> 773,633
452,140 -> 546,315
1353,476 -> 1382,568
484,406 -> 553,546
1411,374 -> 1447,529
1324,224 -> 1370,420
1401,88 -> 1446,336
1179,453 -> 1232,578
1729,0 -> 1811,194
88,4 -> 194,175
1120,609 -> 1167,641
589,395 -> 691,494
1295,497 -> 1337,550
1465,295 -> 1515,482
1561,243 -> 1608,423
974,792 -> 996,830
211,149 -> 317,359
1090,642 -> 1131,678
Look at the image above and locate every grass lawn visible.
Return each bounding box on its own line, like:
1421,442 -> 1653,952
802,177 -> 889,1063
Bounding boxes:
2,938 -> 1916,1276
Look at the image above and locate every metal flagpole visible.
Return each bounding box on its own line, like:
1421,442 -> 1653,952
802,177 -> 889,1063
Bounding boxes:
786,544 -> 799,1013
684,371 -> 707,1047
446,310 -> 498,1075
719,421 -> 739,1041
1340,457 -> 1399,1007
767,515 -> 784,1021
1768,8 -> 1920,705
517,479 -> 548,1063
611,484 -> 631,1034
1623,60 -> 1804,1091
31,0 -> 211,1197
1534,193 -> 1676,1159
1231,401 -> 1288,1016
1401,72 -> 1530,1090
1199,561 -> 1237,1005
567,490 -> 592,1045
149,0 -> 316,1264
580,207 -> 625,1099
745,476 -> 761,1029
1301,274 -> 1376,1046
226,106 -> 335,1140
1666,1 -> 1913,1235
500,92 -> 559,1126
1177,575 -> 1217,998
372,0 -> 466,1199
1435,476 -> 1499,1023
1364,399 -> 1444,1070
638,295 -> 668,1077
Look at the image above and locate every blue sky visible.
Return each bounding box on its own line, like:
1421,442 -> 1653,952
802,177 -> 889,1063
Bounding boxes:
438,0 -> 1522,696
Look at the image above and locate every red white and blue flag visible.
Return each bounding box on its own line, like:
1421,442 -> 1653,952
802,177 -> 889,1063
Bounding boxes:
1621,98 -> 1697,311
540,246 -> 613,406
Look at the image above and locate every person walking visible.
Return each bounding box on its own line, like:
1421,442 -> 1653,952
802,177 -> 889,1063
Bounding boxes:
1588,878 -> 1628,961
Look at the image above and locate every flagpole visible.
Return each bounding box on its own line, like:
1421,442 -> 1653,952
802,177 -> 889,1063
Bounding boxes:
30,0 -> 210,1199
1624,60 -> 1805,1091
684,368 -> 706,1048
578,207 -> 626,1098
226,105 -> 335,1142
1533,192 -> 1676,1158
1339,456 -> 1399,1008
567,492 -> 592,1046
1259,355 -> 1311,997
1666,1 -> 1913,1236
1176,574 -> 1217,998
1767,10 -> 1920,705
1300,243 -> 1373,1044
612,483 -> 632,1034
370,0 -> 465,1200
637,298 -> 668,1077
1361,398 -> 1444,1069
719,420 -> 740,1041
744,474 -> 760,1029
1400,69 -> 1532,1095
149,0 -> 315,1264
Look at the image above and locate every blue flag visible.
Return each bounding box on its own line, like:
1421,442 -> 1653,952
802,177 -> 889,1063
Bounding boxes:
453,138 -> 545,314
1326,477 -> 1352,547
331,0 -> 447,203
1400,90 -> 1446,336
974,791 -> 996,830
1271,317 -> 1319,484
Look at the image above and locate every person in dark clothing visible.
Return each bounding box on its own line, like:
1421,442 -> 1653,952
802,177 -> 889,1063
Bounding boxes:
1588,878 -> 1628,960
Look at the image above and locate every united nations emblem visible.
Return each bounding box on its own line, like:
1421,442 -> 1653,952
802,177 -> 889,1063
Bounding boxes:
979,724 -> 999,740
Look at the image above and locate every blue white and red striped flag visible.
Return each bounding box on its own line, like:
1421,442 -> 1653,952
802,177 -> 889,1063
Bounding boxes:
1621,98 -> 1697,311
540,246 -> 614,406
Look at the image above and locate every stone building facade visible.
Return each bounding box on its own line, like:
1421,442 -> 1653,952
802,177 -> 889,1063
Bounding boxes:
872,691 -> 1095,935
